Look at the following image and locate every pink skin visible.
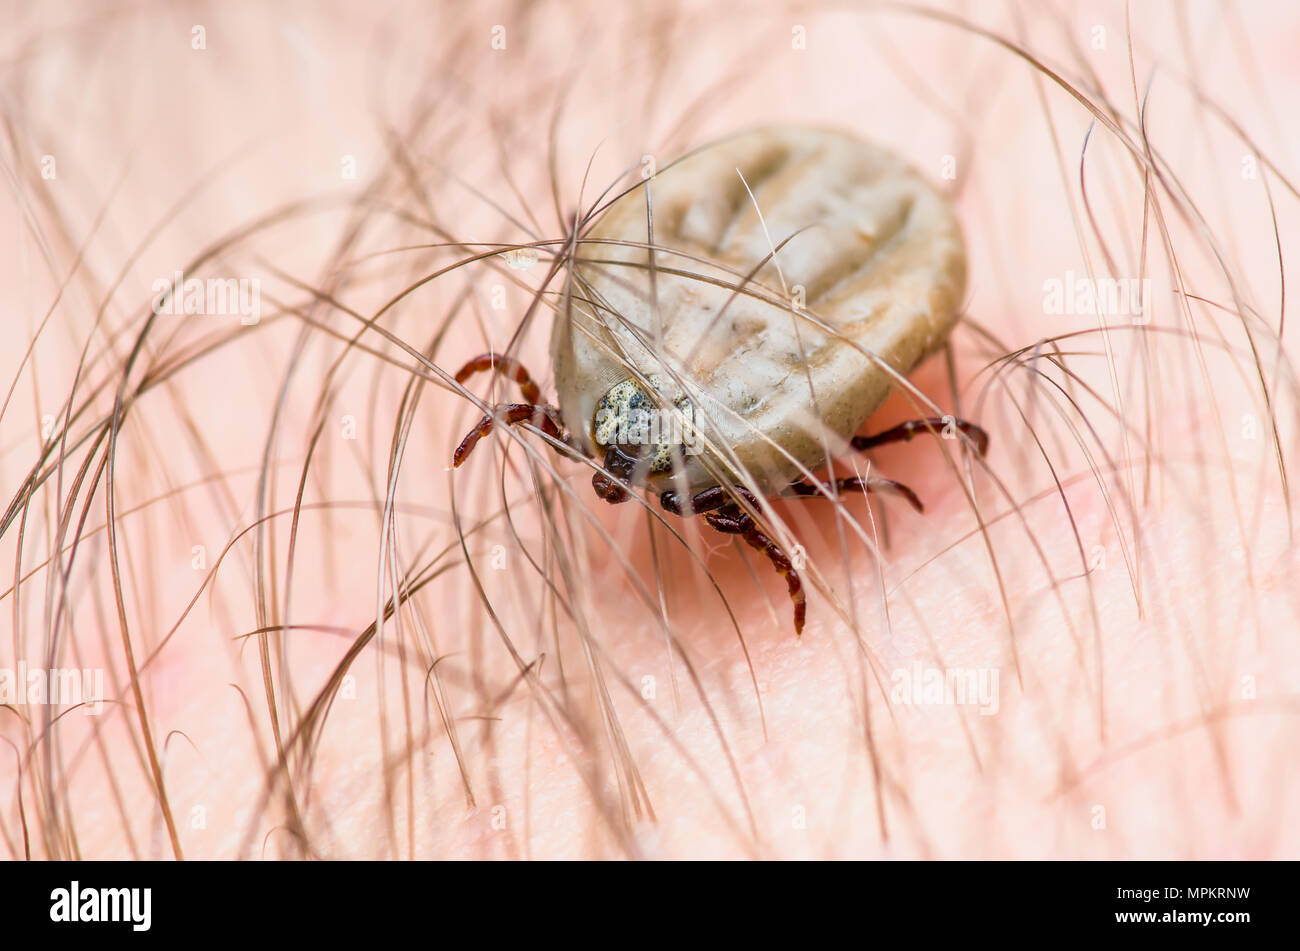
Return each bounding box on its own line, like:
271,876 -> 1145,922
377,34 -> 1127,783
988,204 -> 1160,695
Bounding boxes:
2,1 -> 1299,858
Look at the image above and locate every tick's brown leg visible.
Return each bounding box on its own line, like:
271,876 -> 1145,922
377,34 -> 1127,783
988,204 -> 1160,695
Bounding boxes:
740,521 -> 806,635
661,486 -> 729,516
452,403 -> 572,468
704,508 -> 804,636
852,417 -> 990,457
453,353 -> 543,403
660,484 -> 762,517
662,493 -> 803,634
702,505 -> 748,533
658,485 -> 805,634
783,475 -> 925,514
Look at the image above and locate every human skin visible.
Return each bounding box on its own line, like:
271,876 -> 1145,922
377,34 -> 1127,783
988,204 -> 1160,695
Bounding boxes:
2,0 -> 1299,859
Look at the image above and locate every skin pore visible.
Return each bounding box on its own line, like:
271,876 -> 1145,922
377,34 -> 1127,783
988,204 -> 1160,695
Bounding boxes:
2,0 -> 1299,859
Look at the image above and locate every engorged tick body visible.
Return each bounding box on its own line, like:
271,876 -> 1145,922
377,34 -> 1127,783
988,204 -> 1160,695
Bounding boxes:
452,125 -> 989,635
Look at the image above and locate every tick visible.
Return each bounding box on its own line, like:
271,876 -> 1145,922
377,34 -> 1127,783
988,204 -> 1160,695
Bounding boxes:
451,125 -> 988,635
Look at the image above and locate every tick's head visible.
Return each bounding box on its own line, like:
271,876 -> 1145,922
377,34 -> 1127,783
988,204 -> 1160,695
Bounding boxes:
589,375 -> 696,501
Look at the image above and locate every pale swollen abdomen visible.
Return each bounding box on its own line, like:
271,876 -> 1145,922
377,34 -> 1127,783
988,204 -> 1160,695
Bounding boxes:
550,124 -> 967,494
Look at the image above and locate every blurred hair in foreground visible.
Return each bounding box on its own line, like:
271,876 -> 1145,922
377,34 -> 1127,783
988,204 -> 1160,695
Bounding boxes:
1,0 -> 1298,859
